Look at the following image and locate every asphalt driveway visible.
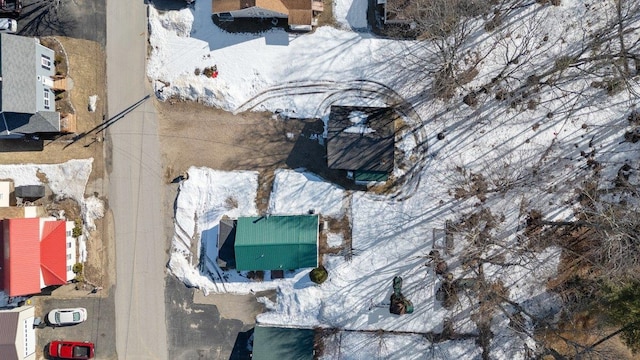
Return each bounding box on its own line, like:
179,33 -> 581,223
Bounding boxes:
17,0 -> 106,46
36,288 -> 116,359
165,276 -> 270,360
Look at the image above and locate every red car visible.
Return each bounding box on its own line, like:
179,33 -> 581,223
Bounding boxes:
48,340 -> 95,359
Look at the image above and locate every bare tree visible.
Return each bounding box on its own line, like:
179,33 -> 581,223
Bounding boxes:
389,0 -> 494,99
527,180 -> 640,283
534,0 -> 640,96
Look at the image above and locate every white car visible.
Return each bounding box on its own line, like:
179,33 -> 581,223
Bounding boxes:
0,18 -> 17,33
47,308 -> 88,326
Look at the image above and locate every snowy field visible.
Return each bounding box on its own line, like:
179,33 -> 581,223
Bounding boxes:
148,0 -> 419,116
152,0 -> 640,358
0,159 -> 104,306
319,332 -> 482,360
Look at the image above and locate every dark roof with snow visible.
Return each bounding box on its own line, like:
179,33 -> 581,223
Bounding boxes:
326,106 -> 395,173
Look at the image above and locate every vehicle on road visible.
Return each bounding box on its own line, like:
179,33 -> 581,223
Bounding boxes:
48,340 -> 95,359
0,18 -> 16,33
47,308 -> 88,326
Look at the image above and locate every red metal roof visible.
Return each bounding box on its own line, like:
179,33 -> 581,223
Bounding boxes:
3,218 -> 41,296
40,220 -> 67,286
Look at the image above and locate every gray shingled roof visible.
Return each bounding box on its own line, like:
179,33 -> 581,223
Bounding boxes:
0,111 -> 59,136
0,33 -> 59,136
15,185 -> 45,199
326,106 -> 396,173
217,218 -> 236,268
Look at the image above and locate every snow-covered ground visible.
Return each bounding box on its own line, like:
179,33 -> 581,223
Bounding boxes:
269,169 -> 346,216
0,159 -> 103,232
319,331 -> 481,360
151,0 -> 640,358
0,159 -> 104,306
148,0 -> 417,115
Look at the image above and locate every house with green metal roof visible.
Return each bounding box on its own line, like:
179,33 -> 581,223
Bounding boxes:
234,215 -> 319,271
251,326 -> 314,360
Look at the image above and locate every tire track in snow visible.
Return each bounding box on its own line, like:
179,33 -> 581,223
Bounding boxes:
235,79 -> 429,200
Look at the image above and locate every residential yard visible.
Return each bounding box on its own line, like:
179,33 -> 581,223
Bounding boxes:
157,99 -> 301,214
149,0 -> 640,358
156,99 -> 355,255
0,37 -> 112,290
156,99 -> 364,211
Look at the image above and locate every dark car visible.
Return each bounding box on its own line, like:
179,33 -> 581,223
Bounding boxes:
48,340 -> 95,359
0,0 -> 21,17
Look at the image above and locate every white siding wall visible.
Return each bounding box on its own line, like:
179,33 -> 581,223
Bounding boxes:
23,206 -> 38,218
0,181 -> 10,207
66,221 -> 76,281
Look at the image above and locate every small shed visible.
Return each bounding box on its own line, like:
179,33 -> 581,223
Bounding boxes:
327,106 -> 396,182
251,326 -> 314,360
14,185 -> 45,200
234,215 -> 319,271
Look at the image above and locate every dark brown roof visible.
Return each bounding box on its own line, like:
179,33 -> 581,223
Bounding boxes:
0,312 -> 19,360
284,0 -> 311,10
326,106 -> 395,173
288,9 -> 312,25
212,0 -> 255,13
212,0 -> 311,20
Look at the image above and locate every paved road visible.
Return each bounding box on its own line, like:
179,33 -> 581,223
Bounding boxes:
106,0 -> 168,358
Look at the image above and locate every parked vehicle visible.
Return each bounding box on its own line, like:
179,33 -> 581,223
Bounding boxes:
48,340 -> 95,360
0,0 -> 21,17
47,308 -> 88,326
0,18 -> 16,33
